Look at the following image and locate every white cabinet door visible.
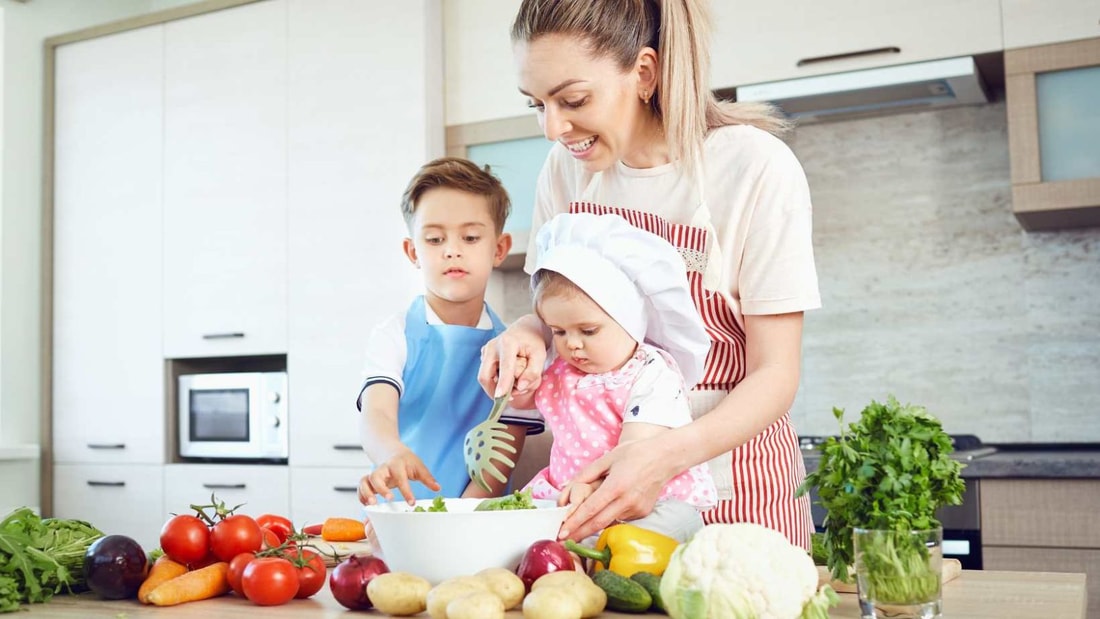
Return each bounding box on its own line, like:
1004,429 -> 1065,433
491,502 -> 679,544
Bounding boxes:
289,467 -> 365,527
162,0 -> 288,359
52,25 -> 165,465
444,0 -> 530,125
286,0 -> 430,467
711,0 -> 1003,88
53,464 -> 165,551
164,464 -> 290,518
1002,0 -> 1100,49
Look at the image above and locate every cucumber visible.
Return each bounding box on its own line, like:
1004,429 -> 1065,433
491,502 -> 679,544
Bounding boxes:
591,569 -> 652,613
630,572 -> 667,613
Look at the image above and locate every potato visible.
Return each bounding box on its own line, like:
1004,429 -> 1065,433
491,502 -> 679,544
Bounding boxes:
366,572 -> 432,616
522,586 -> 583,619
530,571 -> 606,618
426,579 -> 488,619
447,590 -> 505,619
475,567 -> 526,610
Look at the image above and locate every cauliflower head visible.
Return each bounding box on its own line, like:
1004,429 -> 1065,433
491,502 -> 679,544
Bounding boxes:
659,523 -> 837,619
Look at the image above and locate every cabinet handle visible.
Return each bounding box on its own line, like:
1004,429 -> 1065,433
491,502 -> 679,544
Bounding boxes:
333,486 -> 358,493
202,483 -> 246,490
87,443 -> 126,450
796,46 -> 901,67
202,332 -> 245,340
332,444 -> 362,451
87,480 -> 125,487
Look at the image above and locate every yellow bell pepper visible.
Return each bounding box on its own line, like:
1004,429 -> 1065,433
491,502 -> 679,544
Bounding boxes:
564,523 -> 680,576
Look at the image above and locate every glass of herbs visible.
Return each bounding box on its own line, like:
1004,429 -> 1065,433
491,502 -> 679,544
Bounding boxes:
798,396 -> 964,619
854,527 -> 943,618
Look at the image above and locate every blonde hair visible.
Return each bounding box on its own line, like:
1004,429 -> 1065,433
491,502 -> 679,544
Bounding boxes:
531,269 -> 589,315
400,157 -> 511,234
511,0 -> 790,178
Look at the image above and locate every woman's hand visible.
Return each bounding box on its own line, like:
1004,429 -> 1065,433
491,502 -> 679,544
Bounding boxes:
556,437 -> 676,541
478,314 -> 547,399
358,449 -> 440,506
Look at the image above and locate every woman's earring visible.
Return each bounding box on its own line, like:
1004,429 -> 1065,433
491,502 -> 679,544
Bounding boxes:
641,90 -> 650,104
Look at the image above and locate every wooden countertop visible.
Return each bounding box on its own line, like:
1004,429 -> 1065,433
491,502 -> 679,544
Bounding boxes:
15,569 -> 1088,618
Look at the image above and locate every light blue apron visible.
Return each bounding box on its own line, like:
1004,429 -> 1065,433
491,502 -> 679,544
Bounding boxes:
399,295 -> 506,499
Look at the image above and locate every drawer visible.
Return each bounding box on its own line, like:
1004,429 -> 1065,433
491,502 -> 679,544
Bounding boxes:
981,479 -> 1100,548
53,463 -> 165,551
289,466 -> 366,528
164,463 -> 289,519
984,547 -> 1099,617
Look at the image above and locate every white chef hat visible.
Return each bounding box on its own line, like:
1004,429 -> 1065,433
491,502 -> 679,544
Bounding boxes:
532,212 -> 711,387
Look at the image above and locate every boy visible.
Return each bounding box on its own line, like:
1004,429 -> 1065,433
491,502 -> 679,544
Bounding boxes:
356,157 -> 542,505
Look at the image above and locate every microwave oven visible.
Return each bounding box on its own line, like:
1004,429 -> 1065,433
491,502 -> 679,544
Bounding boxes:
178,371 -> 288,461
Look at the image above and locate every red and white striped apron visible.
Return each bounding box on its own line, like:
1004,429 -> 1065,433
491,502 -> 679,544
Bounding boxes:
568,182 -> 813,551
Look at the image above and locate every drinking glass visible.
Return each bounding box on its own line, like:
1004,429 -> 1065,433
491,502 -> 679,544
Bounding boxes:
854,527 -> 943,619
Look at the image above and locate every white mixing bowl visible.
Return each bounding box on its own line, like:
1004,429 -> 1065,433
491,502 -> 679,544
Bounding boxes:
363,497 -> 569,584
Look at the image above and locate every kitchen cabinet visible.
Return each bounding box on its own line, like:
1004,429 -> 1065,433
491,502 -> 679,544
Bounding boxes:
164,463 -> 290,519
981,478 -> 1100,616
52,464 -> 165,551
709,0 -> 1003,90
51,24 -> 165,465
443,0 -> 529,126
162,0 -> 288,359
285,0 -> 433,468
289,467 -> 364,527
1002,0 -> 1099,50
1004,37 -> 1100,230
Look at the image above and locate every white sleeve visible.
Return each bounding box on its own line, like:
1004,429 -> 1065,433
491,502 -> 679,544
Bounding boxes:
622,350 -> 693,428
500,406 -> 545,435
356,312 -> 407,411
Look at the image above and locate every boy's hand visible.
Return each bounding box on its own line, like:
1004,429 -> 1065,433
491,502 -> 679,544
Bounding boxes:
358,449 -> 441,506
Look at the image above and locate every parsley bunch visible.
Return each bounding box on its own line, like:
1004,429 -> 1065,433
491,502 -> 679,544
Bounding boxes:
798,397 -> 965,587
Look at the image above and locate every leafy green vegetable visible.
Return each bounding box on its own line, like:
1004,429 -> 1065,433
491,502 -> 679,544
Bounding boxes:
413,495 -> 448,512
474,488 -> 536,511
0,507 -> 104,612
796,396 -> 964,589
810,532 -> 828,565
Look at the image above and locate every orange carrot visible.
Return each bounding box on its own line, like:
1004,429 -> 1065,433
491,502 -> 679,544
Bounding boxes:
146,561 -> 230,607
321,517 -> 367,542
138,555 -> 189,604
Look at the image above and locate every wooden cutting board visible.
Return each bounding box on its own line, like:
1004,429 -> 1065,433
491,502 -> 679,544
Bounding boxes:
817,558 -> 963,593
302,536 -> 375,567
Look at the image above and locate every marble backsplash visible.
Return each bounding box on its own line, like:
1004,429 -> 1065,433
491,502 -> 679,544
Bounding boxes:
490,102 -> 1100,444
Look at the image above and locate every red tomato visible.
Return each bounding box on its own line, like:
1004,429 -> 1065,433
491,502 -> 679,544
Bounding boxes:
227,552 -> 256,596
159,514 -> 210,565
209,514 -> 263,562
290,548 -> 326,599
261,528 -> 280,550
255,514 -> 294,543
242,557 -> 299,606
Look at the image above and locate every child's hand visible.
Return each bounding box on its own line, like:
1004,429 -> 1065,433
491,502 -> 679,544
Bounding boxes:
358,449 -> 441,506
558,482 -> 595,513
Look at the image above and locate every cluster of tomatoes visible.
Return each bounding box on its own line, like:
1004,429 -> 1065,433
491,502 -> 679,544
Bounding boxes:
158,497 -> 325,606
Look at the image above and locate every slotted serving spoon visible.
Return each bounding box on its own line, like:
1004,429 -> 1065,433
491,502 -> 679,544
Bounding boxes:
463,394 -> 517,492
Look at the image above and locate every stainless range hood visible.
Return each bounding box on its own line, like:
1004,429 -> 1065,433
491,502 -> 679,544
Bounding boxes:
735,56 -> 990,123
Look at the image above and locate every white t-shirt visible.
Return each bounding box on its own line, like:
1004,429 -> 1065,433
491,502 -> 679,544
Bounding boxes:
525,124 -> 821,326
358,303 -> 543,432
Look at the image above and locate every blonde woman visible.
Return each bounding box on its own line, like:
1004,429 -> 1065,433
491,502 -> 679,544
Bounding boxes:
477,0 -> 820,549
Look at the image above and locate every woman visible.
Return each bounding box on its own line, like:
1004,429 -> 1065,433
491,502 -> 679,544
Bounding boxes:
478,0 -> 820,550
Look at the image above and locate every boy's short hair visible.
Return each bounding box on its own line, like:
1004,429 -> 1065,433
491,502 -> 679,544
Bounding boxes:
400,157 -> 511,234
